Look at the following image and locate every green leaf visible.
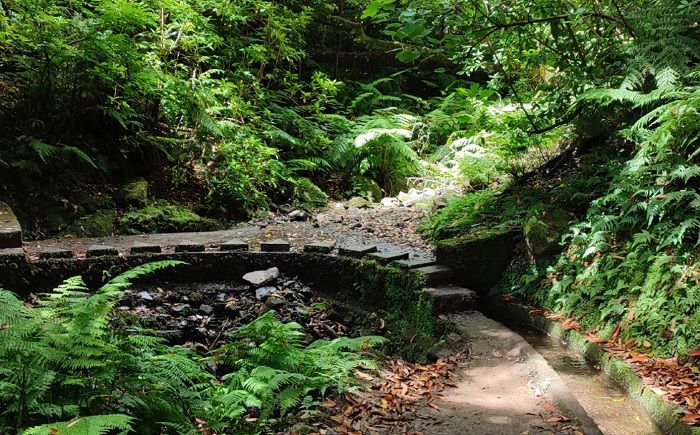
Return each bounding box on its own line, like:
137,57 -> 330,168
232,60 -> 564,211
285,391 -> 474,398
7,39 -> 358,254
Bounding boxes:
396,48 -> 421,63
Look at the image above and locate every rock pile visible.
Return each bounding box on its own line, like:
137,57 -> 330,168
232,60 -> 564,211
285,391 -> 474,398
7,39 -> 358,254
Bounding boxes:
117,269 -> 349,353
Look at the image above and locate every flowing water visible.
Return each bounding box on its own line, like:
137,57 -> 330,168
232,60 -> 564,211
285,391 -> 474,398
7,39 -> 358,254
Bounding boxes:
512,325 -> 664,435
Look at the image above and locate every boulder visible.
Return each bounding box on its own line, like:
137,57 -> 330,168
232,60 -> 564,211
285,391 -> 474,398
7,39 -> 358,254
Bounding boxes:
278,204 -> 294,214
523,204 -> 571,268
265,295 -> 285,310
117,178 -> 148,207
351,175 -> 383,202
61,209 -> 115,238
397,188 -> 421,207
118,200 -> 221,234
380,197 -> 400,208
255,286 -> 277,300
243,267 -> 279,287
288,209 -> 309,221
345,196 -> 371,209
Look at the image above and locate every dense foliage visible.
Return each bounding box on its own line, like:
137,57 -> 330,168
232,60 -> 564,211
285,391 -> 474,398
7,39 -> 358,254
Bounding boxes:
0,262 -> 384,433
1,0 -> 700,429
424,0 -> 700,357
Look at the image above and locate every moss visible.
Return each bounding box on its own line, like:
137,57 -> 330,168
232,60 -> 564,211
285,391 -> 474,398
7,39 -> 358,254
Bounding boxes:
291,177 -> 328,210
523,203 -> 571,268
351,175 -> 383,202
346,261 -> 445,362
118,200 -> 221,234
60,209 -> 115,237
117,178 -> 148,207
345,196 -> 371,209
436,229 -> 519,291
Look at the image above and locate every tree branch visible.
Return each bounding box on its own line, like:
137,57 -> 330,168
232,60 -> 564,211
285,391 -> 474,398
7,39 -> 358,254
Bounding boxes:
476,12 -> 626,33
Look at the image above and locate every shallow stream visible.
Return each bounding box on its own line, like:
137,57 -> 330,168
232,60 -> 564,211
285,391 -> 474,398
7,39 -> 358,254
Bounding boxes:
512,324 -> 663,435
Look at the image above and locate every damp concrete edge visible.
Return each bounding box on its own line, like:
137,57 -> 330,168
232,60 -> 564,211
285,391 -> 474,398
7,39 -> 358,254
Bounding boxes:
482,295 -> 700,435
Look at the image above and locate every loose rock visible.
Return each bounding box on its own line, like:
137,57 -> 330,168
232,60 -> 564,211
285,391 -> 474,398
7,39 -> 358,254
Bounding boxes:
242,267 -> 279,286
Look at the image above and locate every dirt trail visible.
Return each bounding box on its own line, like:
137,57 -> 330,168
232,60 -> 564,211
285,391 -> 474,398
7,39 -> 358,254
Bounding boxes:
408,312 -> 594,435
23,202 -> 432,259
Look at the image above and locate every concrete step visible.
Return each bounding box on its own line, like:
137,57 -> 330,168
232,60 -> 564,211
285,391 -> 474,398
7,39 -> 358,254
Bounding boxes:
393,258 -> 437,269
414,264 -> 454,286
423,285 -> 477,314
338,244 -> 377,258
367,250 -> 409,264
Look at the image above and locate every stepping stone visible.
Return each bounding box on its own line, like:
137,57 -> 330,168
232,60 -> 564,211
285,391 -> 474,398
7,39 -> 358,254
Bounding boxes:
393,258 -> 437,269
0,202 -> 22,249
38,248 -> 73,260
338,244 -> 378,258
85,245 -> 119,258
414,265 -> 454,286
423,285 -> 477,314
129,242 -> 162,254
367,251 -> 409,264
220,239 -> 249,251
304,241 -> 335,254
0,248 -> 26,265
260,239 -> 290,252
175,241 -> 205,253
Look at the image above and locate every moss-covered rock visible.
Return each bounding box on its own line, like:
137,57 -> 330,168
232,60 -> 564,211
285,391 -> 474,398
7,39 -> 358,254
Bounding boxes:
117,178 -> 149,207
118,201 -> 221,234
61,209 -> 115,238
291,177 -> 328,210
351,175 -> 383,202
523,204 -> 571,268
436,229 -> 519,292
345,196 -> 371,209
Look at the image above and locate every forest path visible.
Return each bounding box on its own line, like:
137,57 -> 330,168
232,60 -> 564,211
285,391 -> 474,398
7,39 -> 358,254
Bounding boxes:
407,312 -> 597,435
23,201 -> 432,260
24,201 -> 615,435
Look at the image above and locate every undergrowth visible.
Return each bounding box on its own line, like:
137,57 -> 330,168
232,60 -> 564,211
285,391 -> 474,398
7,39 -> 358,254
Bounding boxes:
0,262 -> 386,434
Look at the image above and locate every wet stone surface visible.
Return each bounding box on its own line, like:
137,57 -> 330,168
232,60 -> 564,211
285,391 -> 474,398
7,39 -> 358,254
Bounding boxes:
175,240 -> 205,252
85,244 -> 118,258
130,242 -> 162,254
38,248 -> 74,260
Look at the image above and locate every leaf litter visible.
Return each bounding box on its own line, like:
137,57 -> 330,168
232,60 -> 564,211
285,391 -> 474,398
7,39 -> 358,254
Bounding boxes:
516,299 -> 700,427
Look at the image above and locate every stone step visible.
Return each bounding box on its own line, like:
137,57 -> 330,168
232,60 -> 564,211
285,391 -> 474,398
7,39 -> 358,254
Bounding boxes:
393,258 -> 437,269
0,202 -> 22,249
38,248 -> 73,260
85,245 -> 119,258
175,241 -> 205,253
304,241 -> 335,254
130,243 -> 162,254
0,247 -> 27,267
423,285 -> 477,314
367,250 -> 409,264
219,239 -> 249,251
260,239 -> 291,252
414,264 -> 454,286
338,244 -> 377,258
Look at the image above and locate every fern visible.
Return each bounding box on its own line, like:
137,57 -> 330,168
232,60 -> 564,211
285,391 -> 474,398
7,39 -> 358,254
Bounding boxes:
209,311 -> 386,424
24,414 -> 133,435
